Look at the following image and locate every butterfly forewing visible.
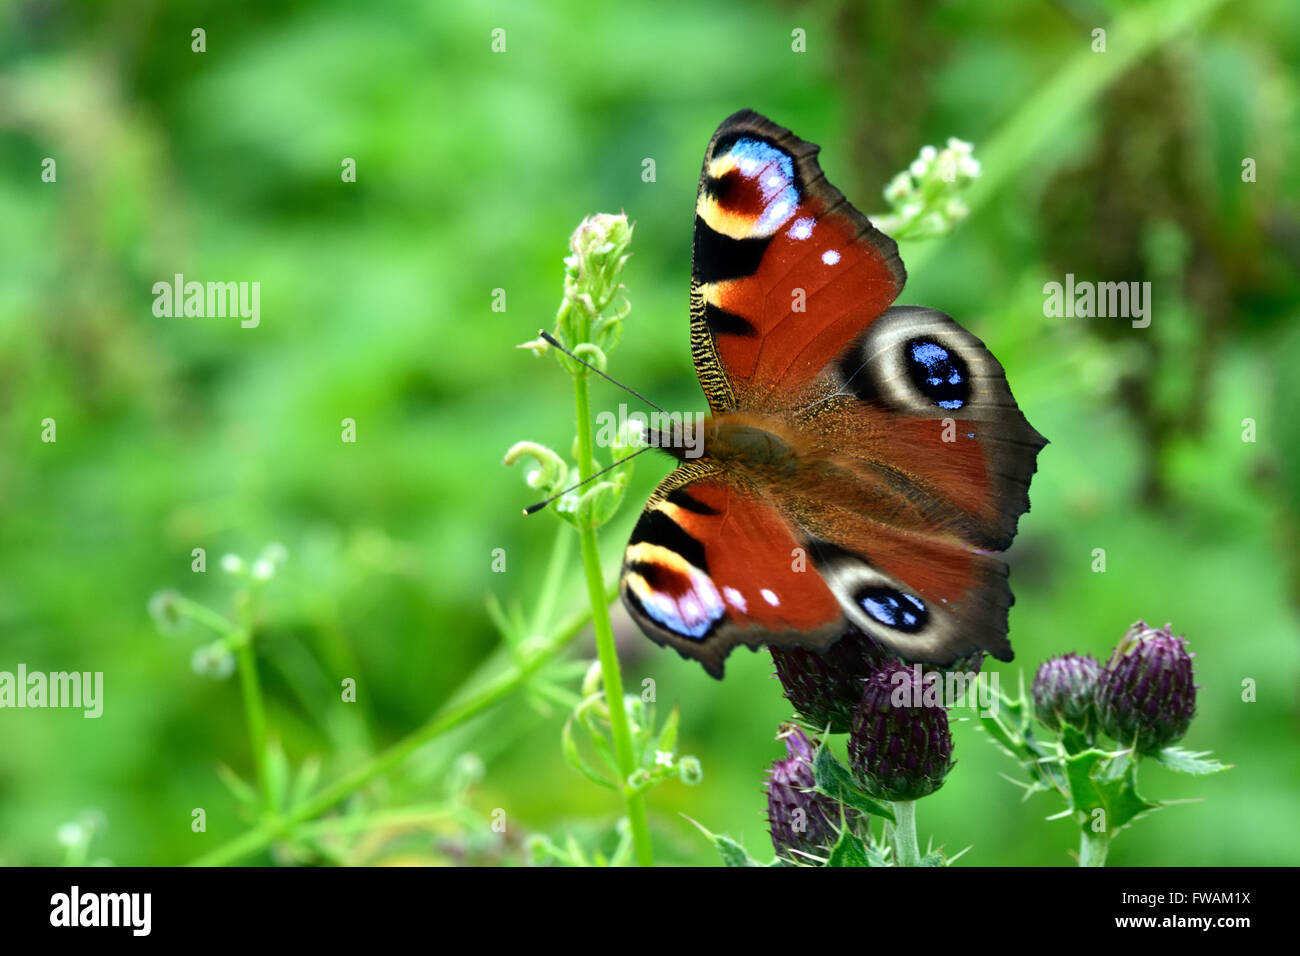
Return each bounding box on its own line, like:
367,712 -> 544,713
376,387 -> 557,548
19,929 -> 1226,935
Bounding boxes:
689,110 -> 906,413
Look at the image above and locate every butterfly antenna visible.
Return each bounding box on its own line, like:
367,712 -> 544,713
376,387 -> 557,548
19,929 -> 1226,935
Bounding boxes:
537,330 -> 668,414
523,445 -> 653,516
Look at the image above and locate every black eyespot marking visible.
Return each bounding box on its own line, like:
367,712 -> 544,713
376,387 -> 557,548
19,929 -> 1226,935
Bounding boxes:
701,171 -> 734,203
629,508 -> 708,572
856,586 -> 929,633
904,337 -> 970,410
692,215 -> 771,283
666,487 -> 721,515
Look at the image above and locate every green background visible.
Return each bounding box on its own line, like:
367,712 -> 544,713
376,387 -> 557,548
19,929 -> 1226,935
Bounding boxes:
1,0 -> 1297,865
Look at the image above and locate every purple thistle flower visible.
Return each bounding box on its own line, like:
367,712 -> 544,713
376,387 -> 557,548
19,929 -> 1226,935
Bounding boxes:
847,662 -> 954,801
764,724 -> 846,859
771,626 -> 892,734
1032,653 -> 1102,734
1096,620 -> 1197,753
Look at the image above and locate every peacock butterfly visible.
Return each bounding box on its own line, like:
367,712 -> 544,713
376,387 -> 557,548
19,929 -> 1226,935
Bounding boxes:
618,110 -> 1047,679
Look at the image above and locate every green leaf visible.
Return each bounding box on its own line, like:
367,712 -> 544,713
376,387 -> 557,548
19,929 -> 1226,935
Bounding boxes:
654,704 -> 679,759
574,701 -> 623,780
1064,749 -> 1160,834
1155,747 -> 1233,775
974,691 -> 1068,793
682,815 -> 765,867
826,828 -> 870,867
1060,725 -> 1092,756
811,746 -> 895,821
712,833 -> 761,868
215,763 -> 260,812
289,755 -> 321,809
608,822 -> 635,868
561,717 -> 616,790
1095,747 -> 1131,783
484,593 -> 518,644
564,832 -> 591,868
918,851 -> 945,867
265,739 -> 291,814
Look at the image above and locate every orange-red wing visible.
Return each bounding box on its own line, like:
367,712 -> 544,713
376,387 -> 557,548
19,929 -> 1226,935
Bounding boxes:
796,505 -> 1018,666
688,110 -> 906,413
620,470 -> 845,678
813,305 -> 1049,553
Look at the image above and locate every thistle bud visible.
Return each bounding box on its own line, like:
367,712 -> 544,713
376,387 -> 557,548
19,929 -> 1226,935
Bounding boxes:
771,626 -> 892,734
1096,621 -> 1197,753
764,725 -> 844,859
1032,653 -> 1102,734
848,662 -> 954,801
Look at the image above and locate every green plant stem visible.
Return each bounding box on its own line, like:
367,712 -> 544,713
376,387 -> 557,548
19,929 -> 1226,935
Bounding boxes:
175,597 -> 237,637
188,600 -> 600,866
891,800 -> 920,867
234,634 -> 271,812
1079,829 -> 1111,867
572,367 -> 654,868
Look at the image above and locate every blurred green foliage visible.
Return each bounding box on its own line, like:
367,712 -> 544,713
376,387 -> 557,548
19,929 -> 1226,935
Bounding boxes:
1,0 -> 1297,866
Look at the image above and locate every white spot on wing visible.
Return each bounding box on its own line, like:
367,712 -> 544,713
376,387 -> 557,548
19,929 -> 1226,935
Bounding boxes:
822,249 -> 841,265
761,588 -> 780,607
789,218 -> 814,240
723,586 -> 748,613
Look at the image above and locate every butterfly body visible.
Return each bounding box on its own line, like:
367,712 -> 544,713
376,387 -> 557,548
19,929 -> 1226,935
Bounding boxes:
620,110 -> 1046,679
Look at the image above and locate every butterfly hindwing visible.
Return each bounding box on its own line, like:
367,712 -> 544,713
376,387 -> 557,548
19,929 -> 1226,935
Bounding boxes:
826,305 -> 1047,552
620,469 -> 845,678
768,303 -> 1045,663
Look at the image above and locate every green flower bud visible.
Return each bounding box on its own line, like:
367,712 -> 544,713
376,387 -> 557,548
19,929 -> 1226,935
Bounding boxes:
678,755 -> 703,786
191,643 -> 236,680
148,589 -> 189,637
